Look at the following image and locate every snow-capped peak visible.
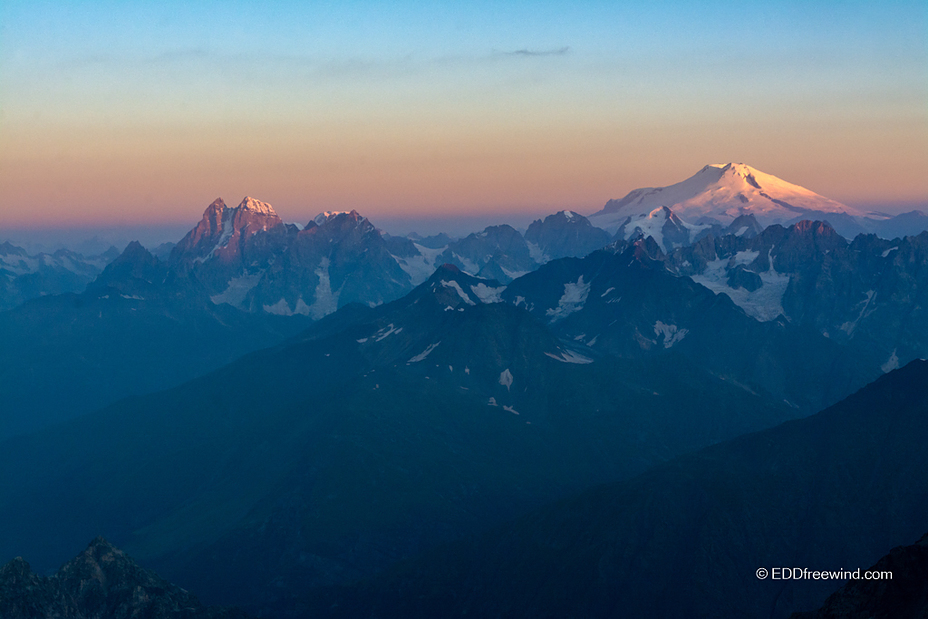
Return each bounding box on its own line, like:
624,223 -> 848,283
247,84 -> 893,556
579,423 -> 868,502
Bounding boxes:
237,196 -> 277,216
589,162 -> 862,233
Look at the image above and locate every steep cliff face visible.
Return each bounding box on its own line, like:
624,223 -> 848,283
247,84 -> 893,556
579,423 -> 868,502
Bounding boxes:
0,537 -> 249,619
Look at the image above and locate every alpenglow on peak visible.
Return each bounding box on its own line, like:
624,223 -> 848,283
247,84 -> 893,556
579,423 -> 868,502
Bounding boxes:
237,196 -> 277,216
588,162 -> 862,233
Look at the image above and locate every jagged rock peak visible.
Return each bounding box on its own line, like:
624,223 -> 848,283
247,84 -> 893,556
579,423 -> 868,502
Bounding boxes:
313,210 -> 364,226
206,197 -> 227,210
0,537 -> 251,618
109,241 -> 158,268
790,219 -> 838,235
198,197 -> 278,218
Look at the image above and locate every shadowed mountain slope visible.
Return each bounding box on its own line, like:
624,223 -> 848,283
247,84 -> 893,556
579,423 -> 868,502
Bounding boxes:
0,265 -> 797,614
308,360 -> 928,619
791,532 -> 928,619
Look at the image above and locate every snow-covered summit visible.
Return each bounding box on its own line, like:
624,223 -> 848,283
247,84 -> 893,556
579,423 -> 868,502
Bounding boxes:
589,163 -> 862,233
237,196 -> 277,216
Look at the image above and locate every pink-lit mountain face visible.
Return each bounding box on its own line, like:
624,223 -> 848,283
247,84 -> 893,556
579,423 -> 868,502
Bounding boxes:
169,197 -> 292,289
589,163 -> 863,233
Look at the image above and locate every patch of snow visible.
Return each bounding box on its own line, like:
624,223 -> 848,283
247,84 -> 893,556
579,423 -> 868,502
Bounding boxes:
881,349 -> 899,373
545,350 -> 594,364
735,226 -> 749,236
732,250 -> 759,266
408,341 -> 440,363
839,290 -> 876,336
471,283 -> 506,303
586,335 -> 598,347
211,271 -> 264,308
573,333 -> 586,341
653,321 -> 689,348
374,323 -> 403,341
197,209 -> 237,263
464,367 -> 470,375
356,337 -> 369,343
545,276 -> 591,322
392,243 -> 446,285
499,368 -> 513,390
308,257 -> 340,320
503,405 -> 519,415
488,397 -> 498,406
526,241 -> 548,264
600,287 -> 615,298
263,298 -> 296,316
882,246 -> 899,258
691,249 -> 789,322
120,294 -> 144,300
500,266 -> 530,280
441,280 -> 476,305
452,253 -> 479,274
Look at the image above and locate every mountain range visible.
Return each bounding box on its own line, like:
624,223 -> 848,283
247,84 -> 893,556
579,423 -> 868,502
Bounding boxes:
0,241 -> 117,311
2,162 -> 928,618
0,262 -> 806,612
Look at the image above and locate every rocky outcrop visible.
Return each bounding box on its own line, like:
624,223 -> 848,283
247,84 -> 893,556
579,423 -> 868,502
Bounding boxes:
0,537 -> 249,618
524,211 -> 611,261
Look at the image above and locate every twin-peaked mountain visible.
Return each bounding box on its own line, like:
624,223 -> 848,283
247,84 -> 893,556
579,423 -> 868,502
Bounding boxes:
591,162 -> 860,232
589,162 -> 928,240
161,196 -> 618,318
169,200 -> 410,317
0,198 -> 618,440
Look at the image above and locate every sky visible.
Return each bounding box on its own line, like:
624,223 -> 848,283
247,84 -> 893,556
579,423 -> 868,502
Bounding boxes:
1,0 -> 926,242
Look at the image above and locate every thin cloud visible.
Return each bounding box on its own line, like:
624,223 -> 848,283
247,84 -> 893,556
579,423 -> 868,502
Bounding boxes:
497,47 -> 570,58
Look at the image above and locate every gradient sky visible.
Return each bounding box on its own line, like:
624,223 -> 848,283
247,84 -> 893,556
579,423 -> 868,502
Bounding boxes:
1,0 -> 926,234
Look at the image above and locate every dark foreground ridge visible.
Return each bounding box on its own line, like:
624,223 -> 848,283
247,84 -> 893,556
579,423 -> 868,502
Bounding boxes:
0,537 -> 249,619
792,531 -> 928,619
